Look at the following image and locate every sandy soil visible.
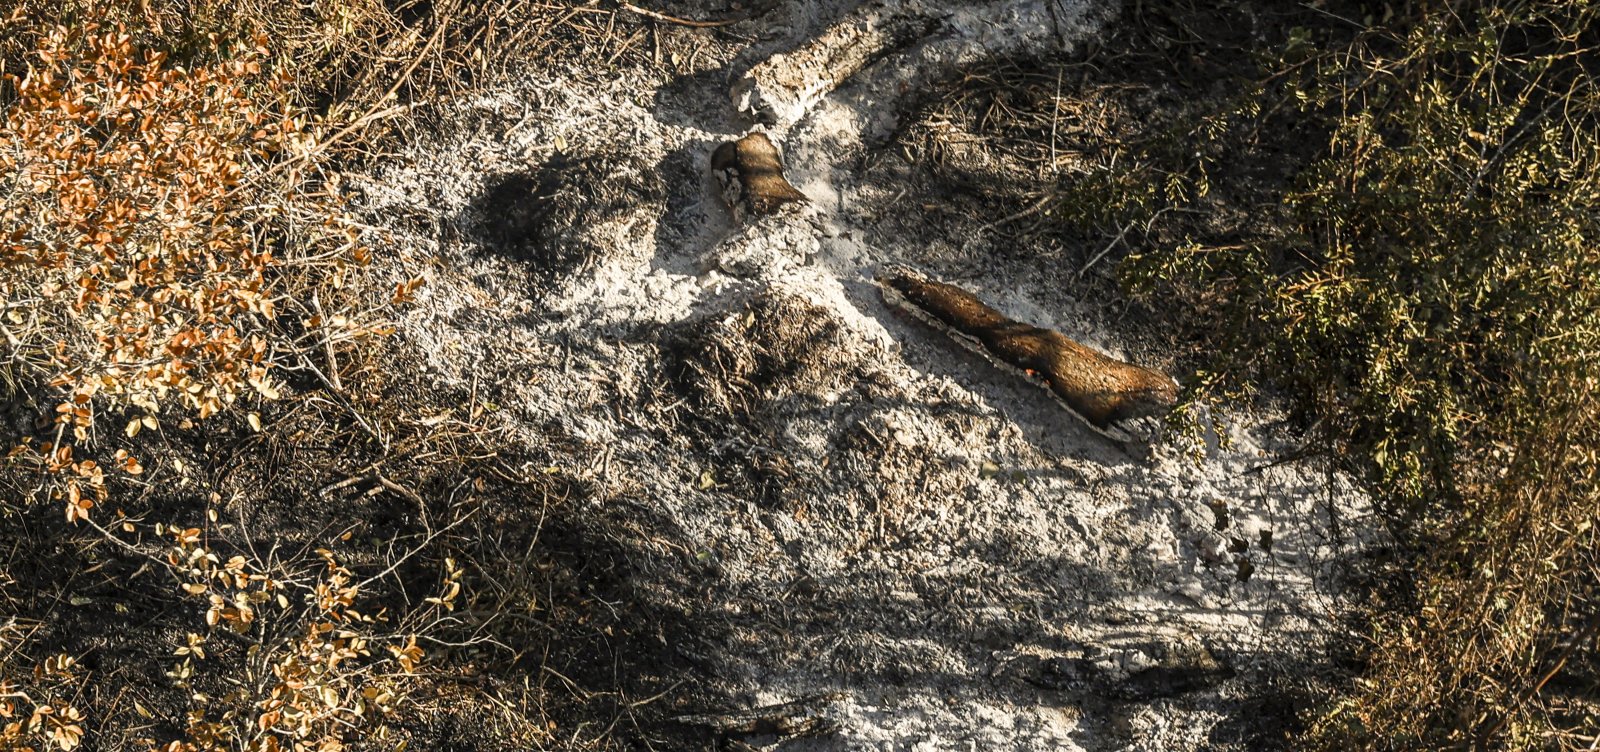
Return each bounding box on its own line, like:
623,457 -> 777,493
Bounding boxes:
348,1 -> 1382,748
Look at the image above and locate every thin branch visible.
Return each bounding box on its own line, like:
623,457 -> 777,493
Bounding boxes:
617,3 -> 738,29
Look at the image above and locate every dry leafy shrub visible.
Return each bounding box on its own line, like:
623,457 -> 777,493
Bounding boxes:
0,8 -> 408,750
0,0 -> 656,131
0,0 -> 658,530
150,525 -> 461,752
0,646 -> 87,752
0,17 -> 395,523
1,22 -> 301,414
1,0 -> 489,123
1069,1 -> 1600,747
1,511 -> 453,752
51,367 -> 564,751
0,1 -> 665,751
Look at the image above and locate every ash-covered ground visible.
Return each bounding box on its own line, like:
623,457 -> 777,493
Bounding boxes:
349,1 -> 1382,748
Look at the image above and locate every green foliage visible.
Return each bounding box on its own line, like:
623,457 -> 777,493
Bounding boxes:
1123,2 -> 1600,519
1088,2 -> 1600,748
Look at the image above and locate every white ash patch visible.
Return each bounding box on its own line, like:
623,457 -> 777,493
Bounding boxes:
347,2 -> 1383,750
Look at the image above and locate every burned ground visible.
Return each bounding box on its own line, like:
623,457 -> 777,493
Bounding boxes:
0,2 -> 1387,750
344,2 -> 1382,748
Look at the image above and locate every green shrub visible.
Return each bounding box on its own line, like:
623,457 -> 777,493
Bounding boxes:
1126,3 -> 1600,517
1098,2 -> 1600,747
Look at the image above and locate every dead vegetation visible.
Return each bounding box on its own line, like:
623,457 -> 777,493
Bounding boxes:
658,291 -> 877,513
0,1 -> 700,750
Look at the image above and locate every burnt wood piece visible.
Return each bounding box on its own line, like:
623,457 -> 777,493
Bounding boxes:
878,269 -> 1178,439
711,132 -> 807,223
